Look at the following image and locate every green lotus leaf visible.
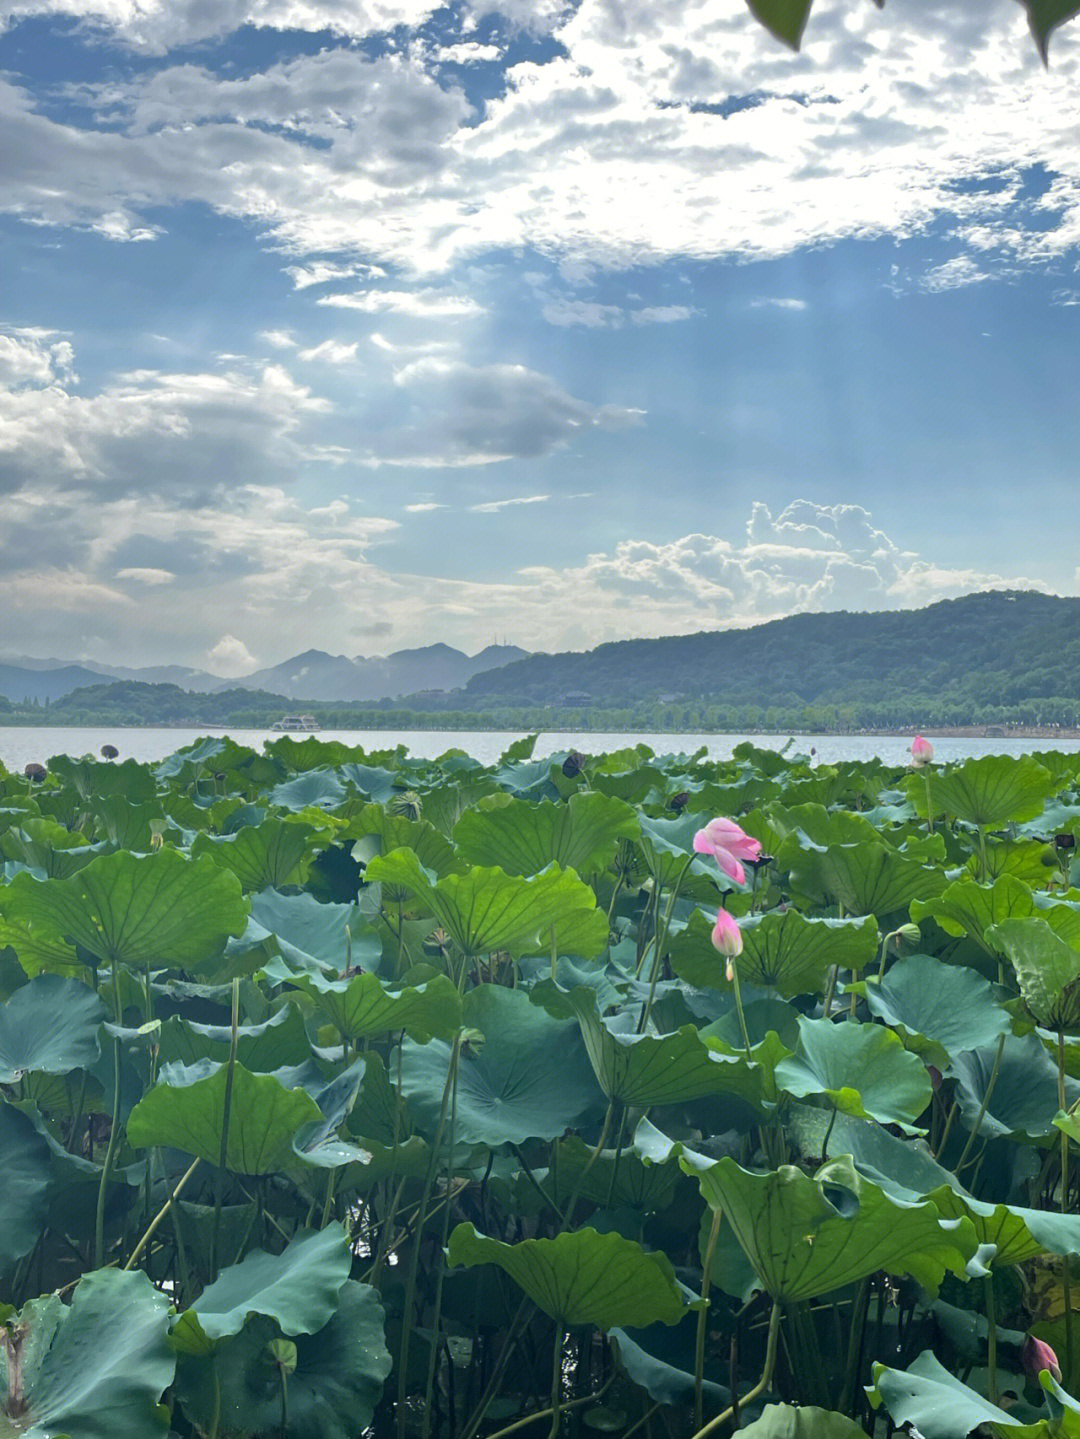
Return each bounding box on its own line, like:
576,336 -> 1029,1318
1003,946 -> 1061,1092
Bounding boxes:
248,889 -> 373,978
268,768 -> 348,814
0,1102 -> 52,1272
192,818 -> 322,891
157,1003 -> 313,1071
950,1032 -> 1069,1140
610,1314 -> 729,1407
910,876 -> 1040,953
174,1281 -> 390,1439
928,1186 -> 1080,1267
987,916 -> 1080,1027
565,986 -> 763,1108
400,984 -> 604,1146
0,818 -> 105,879
679,1153 -> 977,1300
774,1016 -> 933,1128
859,952 -> 1011,1067
0,848 -> 247,977
868,1350 -> 1015,1439
446,1223 -> 700,1328
0,1269 -> 174,1439
172,1224 -> 352,1354
0,973 -> 105,1082
906,754 -> 1057,829
738,1406 -> 871,1439
338,762 -> 401,805
347,801 -> 458,875
746,0 -> 812,48
453,790 -> 639,878
787,1107 -> 959,1204
706,908 -> 877,997
48,754 -> 157,804
780,837 -> 945,917
365,847 -> 607,958
127,1062 -> 324,1174
548,1134 -> 680,1213
91,795 -> 165,852
293,970 -> 462,1044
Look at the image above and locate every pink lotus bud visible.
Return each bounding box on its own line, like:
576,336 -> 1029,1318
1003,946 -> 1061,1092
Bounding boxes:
711,908 -> 743,960
910,735 -> 934,767
1023,1335 -> 1062,1383
694,818 -> 762,887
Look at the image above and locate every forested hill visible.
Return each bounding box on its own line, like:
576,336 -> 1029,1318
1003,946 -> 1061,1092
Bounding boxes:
464,590 -> 1080,714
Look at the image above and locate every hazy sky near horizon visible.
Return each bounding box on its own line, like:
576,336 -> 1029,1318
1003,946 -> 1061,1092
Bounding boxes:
3,0 -> 1080,675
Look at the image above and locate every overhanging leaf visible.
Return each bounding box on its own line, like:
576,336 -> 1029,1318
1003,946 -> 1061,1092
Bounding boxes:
0,973 -> 105,1082
774,1015 -> 933,1127
453,791 -> 639,878
127,1062 -> 324,1174
447,1223 -> 700,1328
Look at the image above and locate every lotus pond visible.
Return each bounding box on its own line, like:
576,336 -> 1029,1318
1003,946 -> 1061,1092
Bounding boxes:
6,734 -> 1080,1439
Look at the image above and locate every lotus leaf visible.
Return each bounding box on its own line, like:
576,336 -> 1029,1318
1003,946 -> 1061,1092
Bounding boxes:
0,1269 -> 174,1439
859,952 -> 1011,1067
988,917 -> 1080,1028
127,1062 -> 324,1173
365,846 -> 607,958
172,1223 -> 351,1353
453,790 -> 639,877
295,969 -> 462,1043
679,1152 -> 977,1299
0,973 -> 104,1082
0,1102 -> 52,1272
774,1015 -> 933,1128
906,755 -> 1057,829
446,1223 -> 700,1328
192,817 -> 322,891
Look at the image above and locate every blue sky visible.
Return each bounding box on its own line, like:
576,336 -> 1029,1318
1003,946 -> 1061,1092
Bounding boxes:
3,0 -> 1080,673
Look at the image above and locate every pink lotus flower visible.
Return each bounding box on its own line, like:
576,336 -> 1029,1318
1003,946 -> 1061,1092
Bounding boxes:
711,908 -> 743,963
1022,1334 -> 1062,1383
910,735 -> 934,767
694,818 -> 762,887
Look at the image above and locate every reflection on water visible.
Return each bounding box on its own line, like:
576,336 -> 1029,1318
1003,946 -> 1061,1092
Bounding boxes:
4,725 -> 1080,772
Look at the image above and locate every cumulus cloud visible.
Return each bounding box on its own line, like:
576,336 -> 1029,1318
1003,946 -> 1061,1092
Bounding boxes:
0,328 -> 76,387
0,352 -> 331,496
207,634 -> 259,676
115,566 -> 175,584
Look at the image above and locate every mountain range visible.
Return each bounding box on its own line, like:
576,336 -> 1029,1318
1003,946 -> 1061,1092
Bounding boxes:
0,644 -> 529,706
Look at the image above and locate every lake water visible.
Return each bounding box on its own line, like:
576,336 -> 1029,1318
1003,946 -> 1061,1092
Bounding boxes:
3,726 -> 1080,772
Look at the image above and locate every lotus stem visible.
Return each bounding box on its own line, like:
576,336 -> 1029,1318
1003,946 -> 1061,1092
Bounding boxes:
1059,1029 -> 1075,1374
695,1207 -> 723,1429
422,1039 -> 461,1439
397,1031 -> 462,1439
210,976 -> 241,1282
563,1098 -> 615,1229
123,1155 -> 200,1272
953,1033 -> 1005,1174
94,965 -> 125,1270
690,1298 -> 781,1439
547,1325 -> 565,1439
481,1374 -> 613,1439
985,1274 -> 998,1403
838,1277 -> 871,1415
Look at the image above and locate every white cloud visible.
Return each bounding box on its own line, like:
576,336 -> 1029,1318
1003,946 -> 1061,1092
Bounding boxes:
404,501 -> 446,511
260,329 -> 296,349
0,0 -> 440,52
629,305 -> 696,323
115,566 -> 175,584
0,328 -> 76,387
0,349 -> 331,496
750,297 -> 808,311
541,298 -> 624,328
470,493 -> 549,513
286,261 -> 385,289
297,339 -> 359,363
207,634 -> 259,676
318,290 -> 484,317
921,255 -> 991,291
5,5 -> 1080,281
436,42 -> 503,63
